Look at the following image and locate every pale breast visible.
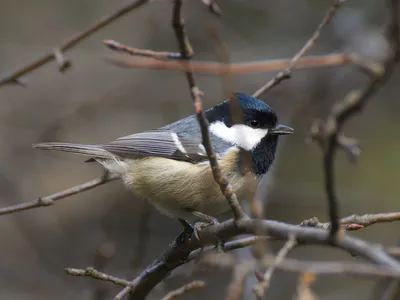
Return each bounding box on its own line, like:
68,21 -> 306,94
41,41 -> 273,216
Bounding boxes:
121,147 -> 258,220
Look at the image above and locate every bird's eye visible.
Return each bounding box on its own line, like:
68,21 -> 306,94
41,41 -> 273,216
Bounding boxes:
248,119 -> 260,128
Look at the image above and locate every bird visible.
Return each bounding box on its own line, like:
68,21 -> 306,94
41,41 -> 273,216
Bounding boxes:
33,93 -> 293,228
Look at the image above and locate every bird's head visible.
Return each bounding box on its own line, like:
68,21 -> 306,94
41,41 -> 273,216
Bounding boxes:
206,93 -> 293,152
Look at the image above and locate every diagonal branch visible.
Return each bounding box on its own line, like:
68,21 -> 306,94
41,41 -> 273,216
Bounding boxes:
171,0 -> 247,220
253,235 -> 297,298
252,0 -> 346,98
65,267 -> 130,287
161,280 -> 205,300
0,172 -> 118,216
0,0 -> 148,87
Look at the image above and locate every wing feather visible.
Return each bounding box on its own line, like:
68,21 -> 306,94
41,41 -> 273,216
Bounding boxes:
100,130 -> 208,163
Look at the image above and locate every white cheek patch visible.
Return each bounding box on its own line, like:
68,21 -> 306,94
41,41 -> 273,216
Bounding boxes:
209,121 -> 269,151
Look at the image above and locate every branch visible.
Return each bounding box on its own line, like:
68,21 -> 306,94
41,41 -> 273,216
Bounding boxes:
311,0 -> 400,241
171,0 -> 246,220
161,280 -> 205,300
107,52 -> 350,75
194,219 -> 400,269
252,0 -> 346,98
301,212 -> 400,231
0,0 -> 148,87
104,39 -> 183,60
126,218 -> 400,300
65,267 -> 130,287
225,261 -> 254,300
253,235 -> 297,298
295,272 -> 317,300
0,172 -> 118,216
66,214 -> 400,296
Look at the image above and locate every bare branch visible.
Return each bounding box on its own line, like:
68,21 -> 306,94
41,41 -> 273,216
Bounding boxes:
301,212 -> 400,231
0,0 -> 148,87
271,258 -> 400,279
65,267 -> 130,287
295,272 -> 317,300
225,261 -> 254,300
107,52 -> 350,75
161,280 -> 205,300
104,40 -> 183,60
311,0 -> 400,241
0,172 -> 118,216
124,218 -> 400,300
195,219 -> 400,269
252,0 -> 346,98
172,0 -> 246,220
253,235 -> 297,298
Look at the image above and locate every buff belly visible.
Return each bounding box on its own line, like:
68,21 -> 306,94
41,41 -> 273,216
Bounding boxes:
120,148 -> 258,221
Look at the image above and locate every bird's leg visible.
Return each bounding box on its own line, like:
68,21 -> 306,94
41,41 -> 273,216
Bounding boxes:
178,218 -> 194,233
185,210 -> 225,251
174,218 -> 195,246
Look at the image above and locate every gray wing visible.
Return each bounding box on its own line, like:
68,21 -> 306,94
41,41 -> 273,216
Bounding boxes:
100,129 -> 208,163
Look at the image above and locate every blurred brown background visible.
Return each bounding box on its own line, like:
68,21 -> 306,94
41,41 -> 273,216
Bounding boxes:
0,0 -> 399,299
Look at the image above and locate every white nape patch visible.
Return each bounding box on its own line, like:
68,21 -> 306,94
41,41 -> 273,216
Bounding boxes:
97,156 -> 129,175
209,121 -> 269,150
171,132 -> 187,154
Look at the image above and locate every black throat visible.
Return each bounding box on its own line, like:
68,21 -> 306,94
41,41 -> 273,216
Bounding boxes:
238,135 -> 279,176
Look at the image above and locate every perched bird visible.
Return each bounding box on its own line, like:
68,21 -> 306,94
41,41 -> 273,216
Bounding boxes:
34,93 -> 293,226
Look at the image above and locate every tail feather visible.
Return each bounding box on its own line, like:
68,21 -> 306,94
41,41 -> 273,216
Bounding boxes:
33,142 -> 112,159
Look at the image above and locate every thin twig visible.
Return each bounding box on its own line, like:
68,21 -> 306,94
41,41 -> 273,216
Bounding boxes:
253,235 -> 297,298
161,280 -> 205,300
108,52 -> 350,75
0,0 -> 148,87
295,272 -> 317,300
252,0 -> 346,98
225,260 -> 254,300
0,172 -> 118,216
301,212 -> 400,231
207,25 -> 253,175
65,267 -> 130,287
104,40 -> 182,60
172,0 -> 246,220
314,0 -> 400,241
117,262 -> 164,300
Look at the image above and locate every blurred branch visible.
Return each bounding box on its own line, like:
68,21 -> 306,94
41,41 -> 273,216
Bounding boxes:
225,261 -> 254,300
0,172 -> 118,216
253,235 -> 297,299
66,267 -> 129,287
310,0 -> 400,241
161,280 -> 205,300
295,272 -> 317,300
301,212 -> 400,231
107,52 -> 350,74
104,40 -> 183,60
0,0 -> 148,87
252,0 -> 346,98
92,241 -> 116,300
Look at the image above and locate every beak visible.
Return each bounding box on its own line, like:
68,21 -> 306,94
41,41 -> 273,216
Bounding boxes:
270,124 -> 294,135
